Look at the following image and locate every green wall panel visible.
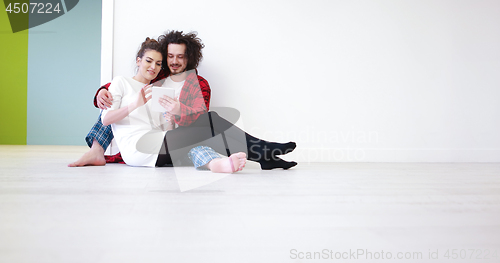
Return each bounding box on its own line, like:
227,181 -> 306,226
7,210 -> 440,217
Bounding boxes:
0,4 -> 28,145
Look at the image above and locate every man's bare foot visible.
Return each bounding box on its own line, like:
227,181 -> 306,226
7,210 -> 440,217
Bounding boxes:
68,140 -> 106,167
207,152 -> 246,173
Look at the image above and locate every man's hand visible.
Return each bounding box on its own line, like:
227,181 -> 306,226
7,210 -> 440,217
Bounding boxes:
162,112 -> 175,130
159,95 -> 181,115
97,89 -> 113,109
164,112 -> 176,122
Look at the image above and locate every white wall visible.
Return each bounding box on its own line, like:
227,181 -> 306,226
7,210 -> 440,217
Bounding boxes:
107,0 -> 500,162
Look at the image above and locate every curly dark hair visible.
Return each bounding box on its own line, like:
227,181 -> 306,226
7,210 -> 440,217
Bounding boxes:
158,30 -> 204,73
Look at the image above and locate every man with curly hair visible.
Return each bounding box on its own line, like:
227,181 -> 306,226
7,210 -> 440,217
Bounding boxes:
69,30 -> 297,170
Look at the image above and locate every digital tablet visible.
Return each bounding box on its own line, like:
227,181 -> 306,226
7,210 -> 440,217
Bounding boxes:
152,87 -> 175,112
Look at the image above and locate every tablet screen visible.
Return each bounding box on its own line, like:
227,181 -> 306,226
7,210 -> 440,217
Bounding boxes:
152,87 -> 175,112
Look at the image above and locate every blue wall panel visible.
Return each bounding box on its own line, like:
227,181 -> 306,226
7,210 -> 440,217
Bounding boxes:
27,0 -> 102,145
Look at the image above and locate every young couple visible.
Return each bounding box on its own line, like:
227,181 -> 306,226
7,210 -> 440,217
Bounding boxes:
69,31 -> 297,173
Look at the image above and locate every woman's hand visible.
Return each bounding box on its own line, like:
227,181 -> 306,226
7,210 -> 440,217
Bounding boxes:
132,84 -> 152,111
102,84 -> 152,126
97,89 -> 113,109
159,95 -> 181,115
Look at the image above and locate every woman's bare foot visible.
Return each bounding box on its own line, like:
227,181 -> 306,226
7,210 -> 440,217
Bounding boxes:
68,140 -> 106,167
207,152 -> 246,173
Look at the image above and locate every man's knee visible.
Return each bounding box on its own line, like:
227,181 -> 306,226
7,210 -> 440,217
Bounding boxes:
209,111 -> 220,118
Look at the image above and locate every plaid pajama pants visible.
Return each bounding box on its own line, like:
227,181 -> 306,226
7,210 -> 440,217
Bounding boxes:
85,112 -> 114,151
188,146 -> 223,170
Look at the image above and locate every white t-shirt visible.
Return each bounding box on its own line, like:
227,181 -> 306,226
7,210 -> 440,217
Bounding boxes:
101,76 -> 169,167
162,76 -> 185,99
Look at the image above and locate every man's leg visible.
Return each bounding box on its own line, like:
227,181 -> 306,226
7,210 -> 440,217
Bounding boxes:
164,112 -> 297,169
68,113 -> 113,167
188,146 -> 246,173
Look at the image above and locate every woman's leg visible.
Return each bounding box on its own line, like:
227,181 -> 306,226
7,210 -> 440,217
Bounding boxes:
84,112 -> 114,151
69,113 -> 112,167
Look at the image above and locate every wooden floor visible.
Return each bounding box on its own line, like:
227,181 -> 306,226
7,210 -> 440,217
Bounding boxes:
1,145 -> 499,263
